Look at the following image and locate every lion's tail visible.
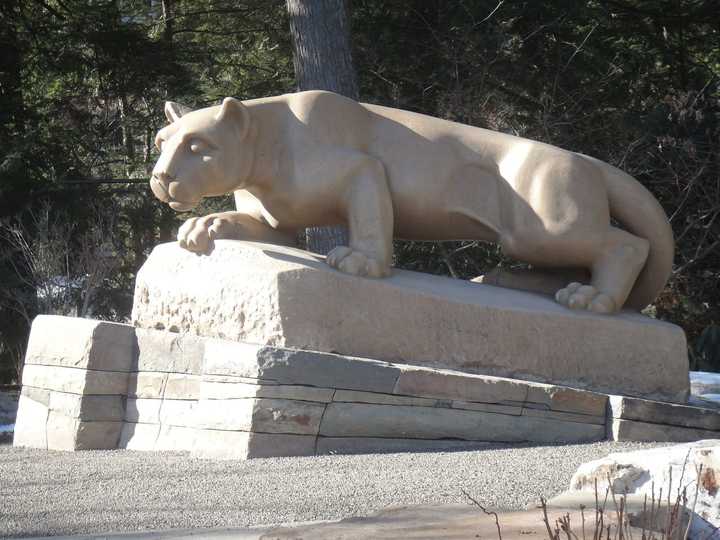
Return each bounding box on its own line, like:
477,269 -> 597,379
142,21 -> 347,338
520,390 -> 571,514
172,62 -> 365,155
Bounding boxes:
582,155 -> 674,310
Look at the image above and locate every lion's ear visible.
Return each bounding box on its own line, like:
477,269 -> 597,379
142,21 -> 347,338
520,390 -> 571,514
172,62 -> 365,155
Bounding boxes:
164,101 -> 192,123
215,97 -> 250,141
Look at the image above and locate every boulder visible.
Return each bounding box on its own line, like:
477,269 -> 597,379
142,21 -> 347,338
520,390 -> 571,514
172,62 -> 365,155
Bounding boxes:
568,440 -> 720,526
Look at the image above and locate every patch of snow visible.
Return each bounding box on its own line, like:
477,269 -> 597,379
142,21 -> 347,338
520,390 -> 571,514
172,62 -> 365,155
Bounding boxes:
690,371 -> 720,397
691,371 -> 720,385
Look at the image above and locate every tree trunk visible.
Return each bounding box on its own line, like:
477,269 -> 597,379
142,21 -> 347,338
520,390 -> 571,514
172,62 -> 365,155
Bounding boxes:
286,0 -> 357,254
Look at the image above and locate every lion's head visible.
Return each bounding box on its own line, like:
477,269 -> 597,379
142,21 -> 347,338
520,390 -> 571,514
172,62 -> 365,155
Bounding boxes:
150,97 -> 254,211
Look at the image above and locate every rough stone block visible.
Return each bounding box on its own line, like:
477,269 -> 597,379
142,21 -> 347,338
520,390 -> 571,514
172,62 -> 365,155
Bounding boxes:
319,402 -> 604,443
393,368 -> 527,404
164,374 -> 201,399
24,315 -> 134,372
158,399 -> 199,427
46,411 -> 122,450
127,372 -> 167,398
526,385 -> 608,416
608,418 -> 720,443
12,393 -> 49,449
521,407 -> 605,426
133,327 -> 204,374
316,437 -> 497,455
155,424 -> 198,451
193,431 -> 317,459
332,389 -> 439,407
124,398 -> 162,424
119,422 -> 160,450
48,392 -> 125,421
132,241 -> 689,402
22,365 -> 128,395
201,380 -> 335,402
203,341 -> 400,393
20,386 -> 51,406
195,398 -> 325,435
450,401 -> 522,415
609,395 -> 720,431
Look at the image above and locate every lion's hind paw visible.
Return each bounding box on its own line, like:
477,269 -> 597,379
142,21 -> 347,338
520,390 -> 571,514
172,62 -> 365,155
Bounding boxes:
555,282 -> 617,314
326,246 -> 390,278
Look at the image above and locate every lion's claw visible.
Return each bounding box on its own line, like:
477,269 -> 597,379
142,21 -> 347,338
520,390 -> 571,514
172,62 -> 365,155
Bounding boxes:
555,282 -> 617,314
178,214 -> 234,254
326,246 -> 390,278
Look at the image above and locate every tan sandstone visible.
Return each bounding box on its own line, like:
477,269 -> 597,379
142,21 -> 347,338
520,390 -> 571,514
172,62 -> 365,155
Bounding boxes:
133,241 -> 689,402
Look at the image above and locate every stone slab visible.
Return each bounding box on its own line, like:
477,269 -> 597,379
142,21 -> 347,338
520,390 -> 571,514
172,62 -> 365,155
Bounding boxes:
12,393 -> 49,449
47,392 -> 125,421
155,424 -> 198,451
609,395 -> 720,431
202,380 -> 335,402
196,398 -> 325,435
332,389 -> 440,407
127,372 -> 167,398
609,418 -> 720,442
22,365 -> 128,395
521,407 -> 605,425
125,398 -> 162,424
132,241 -> 689,402
394,368 -> 527,404
164,373 -> 201,399
21,385 -> 51,406
133,327 -> 204,374
203,340 -> 401,393
526,385 -> 608,416
193,431 -> 317,459
119,422 -> 160,450
46,411 -> 122,450
24,314 -> 135,372
316,437 -> 499,455
318,402 -> 604,443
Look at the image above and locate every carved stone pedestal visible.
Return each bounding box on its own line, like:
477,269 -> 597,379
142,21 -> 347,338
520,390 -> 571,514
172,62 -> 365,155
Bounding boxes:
12,314 -> 718,459
132,240 -> 689,403
12,241 -> 703,458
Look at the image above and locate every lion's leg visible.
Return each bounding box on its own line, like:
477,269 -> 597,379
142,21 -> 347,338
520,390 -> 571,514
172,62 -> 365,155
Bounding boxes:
555,227 -> 649,313
473,267 -> 589,297
501,224 -> 649,313
326,156 -> 394,278
178,211 -> 298,253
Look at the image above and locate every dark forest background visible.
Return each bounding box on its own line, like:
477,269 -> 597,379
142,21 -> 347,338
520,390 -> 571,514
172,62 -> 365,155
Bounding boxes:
1,0 -> 719,383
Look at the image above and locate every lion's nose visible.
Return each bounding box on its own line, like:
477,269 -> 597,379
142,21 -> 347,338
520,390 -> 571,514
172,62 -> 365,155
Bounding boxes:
150,172 -> 173,202
152,171 -> 174,185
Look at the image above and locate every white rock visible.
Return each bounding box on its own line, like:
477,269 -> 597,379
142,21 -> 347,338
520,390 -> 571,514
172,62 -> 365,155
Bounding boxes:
569,440 -> 720,526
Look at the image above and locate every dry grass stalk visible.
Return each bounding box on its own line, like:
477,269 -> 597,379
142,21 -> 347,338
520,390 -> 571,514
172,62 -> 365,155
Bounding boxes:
462,487 -> 503,540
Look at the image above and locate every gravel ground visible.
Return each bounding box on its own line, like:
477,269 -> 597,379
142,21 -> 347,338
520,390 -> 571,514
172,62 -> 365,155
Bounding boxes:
0,441 -> 665,538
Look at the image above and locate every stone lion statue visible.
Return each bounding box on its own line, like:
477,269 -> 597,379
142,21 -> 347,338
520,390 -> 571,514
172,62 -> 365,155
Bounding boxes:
150,91 -> 673,314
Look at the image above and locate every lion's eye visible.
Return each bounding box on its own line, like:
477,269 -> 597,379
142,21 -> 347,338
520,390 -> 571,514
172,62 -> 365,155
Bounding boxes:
190,143 -> 202,153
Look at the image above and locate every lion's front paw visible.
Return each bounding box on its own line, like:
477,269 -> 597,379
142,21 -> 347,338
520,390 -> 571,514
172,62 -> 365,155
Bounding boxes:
177,215 -> 234,253
326,246 -> 390,278
555,282 -> 617,314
